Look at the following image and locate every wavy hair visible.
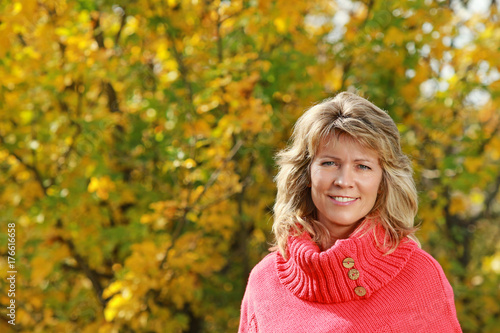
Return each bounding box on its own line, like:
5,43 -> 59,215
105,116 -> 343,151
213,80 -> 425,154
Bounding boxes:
273,92 -> 419,257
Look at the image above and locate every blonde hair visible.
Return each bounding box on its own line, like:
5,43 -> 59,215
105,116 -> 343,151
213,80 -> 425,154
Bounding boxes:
273,92 -> 419,257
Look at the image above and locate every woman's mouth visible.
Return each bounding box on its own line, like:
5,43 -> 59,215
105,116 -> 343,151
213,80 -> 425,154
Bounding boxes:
329,196 -> 358,204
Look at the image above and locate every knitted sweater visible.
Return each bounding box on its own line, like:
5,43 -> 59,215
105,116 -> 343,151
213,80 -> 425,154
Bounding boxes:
239,227 -> 462,332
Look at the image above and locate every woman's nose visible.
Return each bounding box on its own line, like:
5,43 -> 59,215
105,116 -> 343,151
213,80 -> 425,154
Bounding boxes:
334,167 -> 354,188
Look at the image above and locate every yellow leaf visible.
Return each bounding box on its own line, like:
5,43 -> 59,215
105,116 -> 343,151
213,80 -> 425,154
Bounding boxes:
327,66 -> 343,92
104,296 -> 120,322
183,120 -> 211,138
88,177 -> 99,193
464,157 -> 482,173
183,158 -> 196,169
483,253 -> 500,274
384,27 -> 405,46
486,137 -> 500,160
274,17 -> 288,34
120,189 -> 136,204
12,2 -> 22,15
31,256 -> 54,285
449,193 -> 467,215
87,176 -> 115,200
470,191 -> 484,205
103,280 -> 124,299
20,110 -> 34,124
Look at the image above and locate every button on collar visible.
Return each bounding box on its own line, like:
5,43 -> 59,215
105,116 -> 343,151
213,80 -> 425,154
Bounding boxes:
354,286 -> 367,297
348,269 -> 359,280
342,257 -> 355,268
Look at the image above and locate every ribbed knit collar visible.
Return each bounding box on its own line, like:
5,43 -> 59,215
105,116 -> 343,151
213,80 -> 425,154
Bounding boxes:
276,223 -> 417,303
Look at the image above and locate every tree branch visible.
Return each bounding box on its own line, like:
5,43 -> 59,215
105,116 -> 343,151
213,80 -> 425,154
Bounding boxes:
0,134 -> 47,196
159,140 -> 244,269
56,88 -> 83,174
477,172 -> 500,220
165,26 -> 194,109
114,7 -> 127,46
61,230 -> 108,308
91,12 -> 105,49
196,176 -> 252,212
104,82 -> 121,114
193,139 -> 243,205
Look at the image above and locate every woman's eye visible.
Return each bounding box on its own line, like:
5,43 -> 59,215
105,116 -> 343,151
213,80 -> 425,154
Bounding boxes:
322,161 -> 336,166
358,164 -> 371,170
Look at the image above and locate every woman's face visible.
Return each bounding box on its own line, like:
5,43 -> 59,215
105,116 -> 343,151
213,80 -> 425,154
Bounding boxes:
310,134 -> 383,239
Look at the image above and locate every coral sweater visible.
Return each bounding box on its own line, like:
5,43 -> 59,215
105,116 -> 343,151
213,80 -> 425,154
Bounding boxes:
239,228 -> 462,332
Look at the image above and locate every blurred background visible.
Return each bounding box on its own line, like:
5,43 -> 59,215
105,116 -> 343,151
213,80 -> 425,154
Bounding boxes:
0,0 -> 499,332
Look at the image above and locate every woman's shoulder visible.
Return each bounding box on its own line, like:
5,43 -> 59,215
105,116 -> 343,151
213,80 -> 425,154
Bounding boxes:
248,252 -> 277,279
245,252 -> 280,292
407,246 -> 449,276
403,245 -> 455,294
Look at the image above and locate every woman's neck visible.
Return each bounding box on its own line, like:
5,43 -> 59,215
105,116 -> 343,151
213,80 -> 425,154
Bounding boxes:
321,220 -> 363,250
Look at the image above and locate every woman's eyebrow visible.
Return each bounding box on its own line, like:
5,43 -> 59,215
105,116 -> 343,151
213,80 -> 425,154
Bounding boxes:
317,155 -> 376,163
317,155 -> 340,159
354,158 -> 376,163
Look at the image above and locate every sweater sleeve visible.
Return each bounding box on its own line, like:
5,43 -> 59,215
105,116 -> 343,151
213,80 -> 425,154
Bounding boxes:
439,263 -> 461,330
238,285 -> 256,333
238,253 -> 276,333
410,249 -> 462,332
238,283 -> 249,333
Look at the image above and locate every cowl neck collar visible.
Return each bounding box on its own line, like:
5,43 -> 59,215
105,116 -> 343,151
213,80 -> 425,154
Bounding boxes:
275,223 -> 417,303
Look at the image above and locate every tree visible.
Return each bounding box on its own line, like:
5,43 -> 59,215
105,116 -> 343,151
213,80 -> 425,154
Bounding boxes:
0,0 -> 498,332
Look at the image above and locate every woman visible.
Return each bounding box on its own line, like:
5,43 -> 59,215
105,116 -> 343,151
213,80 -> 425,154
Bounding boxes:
239,92 -> 462,332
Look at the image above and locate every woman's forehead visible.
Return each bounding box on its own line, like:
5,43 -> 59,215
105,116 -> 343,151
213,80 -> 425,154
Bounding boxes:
315,133 -> 380,158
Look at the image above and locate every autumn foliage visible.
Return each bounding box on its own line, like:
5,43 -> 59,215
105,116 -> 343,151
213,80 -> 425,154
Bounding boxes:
0,0 -> 499,332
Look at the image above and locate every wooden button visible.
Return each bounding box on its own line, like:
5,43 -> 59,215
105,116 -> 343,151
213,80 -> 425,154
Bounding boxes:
348,269 -> 359,280
354,286 -> 366,297
342,257 -> 355,269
